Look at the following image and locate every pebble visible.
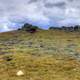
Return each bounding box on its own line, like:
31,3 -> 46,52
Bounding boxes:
16,70 -> 24,76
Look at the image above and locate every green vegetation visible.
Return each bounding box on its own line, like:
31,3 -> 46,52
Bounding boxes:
49,25 -> 80,32
21,23 -> 40,33
0,29 -> 80,80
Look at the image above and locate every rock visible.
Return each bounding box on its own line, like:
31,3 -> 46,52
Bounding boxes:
16,70 -> 24,76
3,56 -> 13,61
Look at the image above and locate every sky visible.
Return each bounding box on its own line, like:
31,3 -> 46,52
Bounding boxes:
0,0 -> 80,32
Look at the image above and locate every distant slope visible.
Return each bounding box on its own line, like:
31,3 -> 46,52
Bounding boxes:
0,30 -> 80,56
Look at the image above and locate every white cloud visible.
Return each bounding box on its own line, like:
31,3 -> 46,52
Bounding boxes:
0,0 -> 80,31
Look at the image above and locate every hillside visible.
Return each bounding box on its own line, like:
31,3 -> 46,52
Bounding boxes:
0,30 -> 80,80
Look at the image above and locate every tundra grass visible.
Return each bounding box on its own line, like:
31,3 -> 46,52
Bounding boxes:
0,30 -> 80,80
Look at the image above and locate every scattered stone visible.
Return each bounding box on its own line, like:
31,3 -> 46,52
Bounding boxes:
16,70 -> 24,76
73,68 -> 77,71
3,56 -> 13,61
67,44 -> 77,48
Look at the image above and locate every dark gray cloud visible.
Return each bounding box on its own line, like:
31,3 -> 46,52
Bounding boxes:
44,2 -> 66,8
68,0 -> 74,2
54,2 -> 66,8
28,0 -> 38,3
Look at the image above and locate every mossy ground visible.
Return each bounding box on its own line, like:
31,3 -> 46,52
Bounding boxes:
0,30 -> 80,80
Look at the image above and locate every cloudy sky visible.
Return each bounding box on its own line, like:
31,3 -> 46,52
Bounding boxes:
0,0 -> 80,32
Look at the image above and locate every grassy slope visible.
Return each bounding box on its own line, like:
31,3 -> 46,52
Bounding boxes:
0,30 -> 80,80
